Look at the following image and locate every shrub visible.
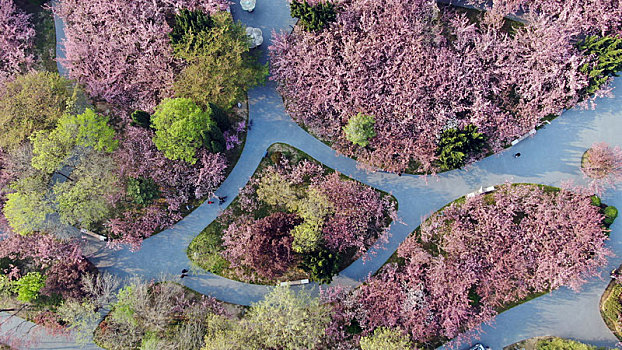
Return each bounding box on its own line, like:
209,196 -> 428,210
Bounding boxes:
590,195 -> 601,207
205,126 -> 225,152
194,230 -> 228,274
436,124 -> 487,171
127,177 -> 160,206
130,110 -> 151,128
13,271 -> 46,303
578,35 -> 622,95
290,0 -> 337,33
270,151 -> 283,165
169,8 -> 214,49
604,206 -> 618,226
343,113 -> 376,148
300,246 -> 339,284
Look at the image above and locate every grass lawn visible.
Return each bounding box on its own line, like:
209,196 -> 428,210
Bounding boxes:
187,143 -> 396,285
600,276 -> 622,341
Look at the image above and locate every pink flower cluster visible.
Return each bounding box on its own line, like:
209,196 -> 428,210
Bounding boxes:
0,0 -> 35,85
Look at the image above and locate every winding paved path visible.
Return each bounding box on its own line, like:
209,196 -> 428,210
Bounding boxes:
2,0 -> 621,348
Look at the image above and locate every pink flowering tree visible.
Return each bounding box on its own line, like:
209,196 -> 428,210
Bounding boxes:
108,126 -> 227,250
468,0 -> 622,35
582,142 -> 622,193
55,0 -> 229,112
0,0 -> 35,85
337,184 -> 611,347
270,0 -> 596,173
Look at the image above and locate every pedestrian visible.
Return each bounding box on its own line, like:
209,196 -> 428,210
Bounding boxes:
514,152 -> 521,158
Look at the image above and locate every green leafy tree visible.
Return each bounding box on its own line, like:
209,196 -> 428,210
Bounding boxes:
53,152 -> 119,228
578,35 -> 622,95
0,71 -> 74,150
110,285 -> 138,326
13,271 -> 46,303
360,327 -> 413,350
290,0 -> 337,33
30,108 -> 117,173
244,286 -> 330,350
169,9 -> 214,50
202,314 -> 251,350
291,189 -> 333,253
29,128 -> 74,173
257,172 -> 304,210
3,175 -> 53,235
343,113 -> 376,147
151,98 -> 221,164
435,124 -> 487,171
57,299 -> 101,346
57,109 -> 118,153
173,12 -> 267,110
127,177 -> 160,206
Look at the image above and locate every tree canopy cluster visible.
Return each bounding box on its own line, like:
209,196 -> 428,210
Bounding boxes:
189,145 -> 395,284
271,0 -> 622,173
0,0 -> 267,249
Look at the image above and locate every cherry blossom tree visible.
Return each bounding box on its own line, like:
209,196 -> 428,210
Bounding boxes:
582,142 -> 622,193
0,0 -> 35,85
468,0 -> 622,35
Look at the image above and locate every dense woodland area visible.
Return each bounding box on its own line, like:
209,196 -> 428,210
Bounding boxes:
0,0 -> 621,348
271,0 -> 622,173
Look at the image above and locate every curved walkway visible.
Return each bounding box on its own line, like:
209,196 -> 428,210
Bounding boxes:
4,0 -> 621,348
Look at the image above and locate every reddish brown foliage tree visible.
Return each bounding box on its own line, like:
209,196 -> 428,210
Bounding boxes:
222,212 -> 301,279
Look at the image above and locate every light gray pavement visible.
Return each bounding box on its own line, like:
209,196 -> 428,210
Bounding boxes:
6,0 -> 621,348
